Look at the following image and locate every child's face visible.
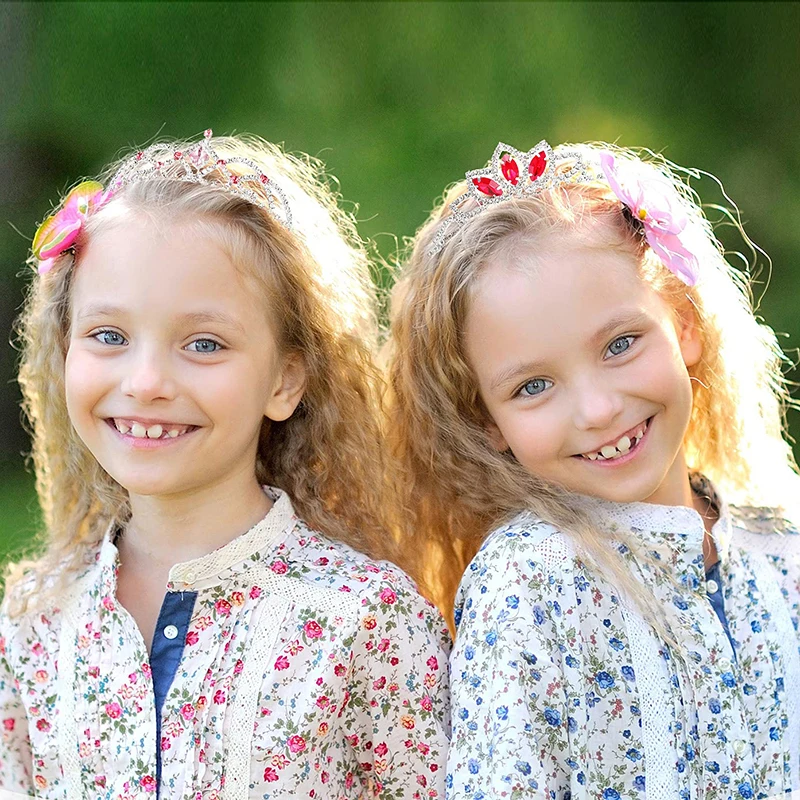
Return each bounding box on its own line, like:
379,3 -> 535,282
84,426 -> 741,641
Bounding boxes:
464,239 -> 702,506
65,214 -> 304,502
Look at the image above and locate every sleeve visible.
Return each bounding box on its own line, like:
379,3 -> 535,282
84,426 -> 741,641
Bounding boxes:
342,570 -> 451,798
0,621 -> 34,796
446,537 -> 568,800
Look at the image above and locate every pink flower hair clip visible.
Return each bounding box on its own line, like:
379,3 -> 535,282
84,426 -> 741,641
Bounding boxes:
31,129 -> 293,277
31,181 -> 112,275
600,151 -> 699,286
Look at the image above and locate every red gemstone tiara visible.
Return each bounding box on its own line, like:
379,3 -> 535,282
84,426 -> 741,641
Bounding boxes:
428,140 -> 593,255
108,129 -> 292,230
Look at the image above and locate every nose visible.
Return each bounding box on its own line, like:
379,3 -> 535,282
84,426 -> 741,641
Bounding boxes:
120,345 -> 177,403
571,375 -> 625,432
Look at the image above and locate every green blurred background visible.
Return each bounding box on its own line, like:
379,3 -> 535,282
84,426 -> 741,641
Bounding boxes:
1,1 -> 799,560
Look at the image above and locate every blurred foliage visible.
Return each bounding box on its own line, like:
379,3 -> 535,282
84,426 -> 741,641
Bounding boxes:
1,1 -> 799,554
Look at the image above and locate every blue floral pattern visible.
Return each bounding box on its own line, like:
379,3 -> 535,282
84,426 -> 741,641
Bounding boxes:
447,479 -> 800,799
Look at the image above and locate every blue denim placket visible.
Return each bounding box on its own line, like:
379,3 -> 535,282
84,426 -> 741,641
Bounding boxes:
150,590 -> 198,797
705,561 -> 736,659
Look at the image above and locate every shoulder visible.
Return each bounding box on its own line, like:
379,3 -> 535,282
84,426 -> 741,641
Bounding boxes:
454,513 -> 576,628
463,513 -> 573,587
0,548 -> 103,653
729,504 -> 800,557
274,517 -> 448,636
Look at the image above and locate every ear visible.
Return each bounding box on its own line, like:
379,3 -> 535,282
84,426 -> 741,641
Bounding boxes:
263,352 -> 307,422
485,417 -> 510,453
676,304 -> 703,368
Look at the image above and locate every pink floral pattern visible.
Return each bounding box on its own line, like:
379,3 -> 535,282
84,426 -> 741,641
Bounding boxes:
0,489 -> 450,798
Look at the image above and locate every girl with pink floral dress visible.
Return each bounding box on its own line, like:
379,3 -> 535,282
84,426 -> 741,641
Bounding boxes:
0,131 -> 450,799
386,141 -> 800,799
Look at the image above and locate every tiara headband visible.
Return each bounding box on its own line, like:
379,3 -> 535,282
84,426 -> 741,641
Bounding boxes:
428,140 -> 700,286
31,129 -> 292,275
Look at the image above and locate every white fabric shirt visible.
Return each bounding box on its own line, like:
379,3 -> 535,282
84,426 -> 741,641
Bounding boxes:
0,488 -> 451,799
447,479 -> 800,800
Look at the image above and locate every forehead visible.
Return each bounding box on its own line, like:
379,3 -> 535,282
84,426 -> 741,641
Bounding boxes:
70,214 -> 264,320
466,240 -> 670,363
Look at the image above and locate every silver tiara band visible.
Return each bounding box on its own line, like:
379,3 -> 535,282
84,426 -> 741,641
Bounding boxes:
109,129 -> 293,230
428,140 -> 593,255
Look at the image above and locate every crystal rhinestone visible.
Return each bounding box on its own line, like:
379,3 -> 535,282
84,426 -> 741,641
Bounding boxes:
529,151 -> 547,180
500,155 -> 519,185
473,177 -> 502,197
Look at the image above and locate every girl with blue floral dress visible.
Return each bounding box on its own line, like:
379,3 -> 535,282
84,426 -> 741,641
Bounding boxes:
386,141 -> 800,799
0,131 -> 450,798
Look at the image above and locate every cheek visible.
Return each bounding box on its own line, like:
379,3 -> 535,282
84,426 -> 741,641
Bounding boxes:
493,404 -> 566,462
64,348 -> 104,417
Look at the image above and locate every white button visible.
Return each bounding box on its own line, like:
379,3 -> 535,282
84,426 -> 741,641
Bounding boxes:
163,625 -> 179,640
717,657 -> 732,672
183,570 -> 197,585
733,739 -> 748,756
706,579 -> 719,594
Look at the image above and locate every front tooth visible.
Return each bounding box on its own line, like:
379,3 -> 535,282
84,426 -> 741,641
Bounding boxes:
146,424 -> 163,439
167,428 -> 181,438
616,436 -> 631,453
130,422 -> 147,438
586,452 -> 598,460
115,419 -> 130,434
600,445 -> 617,459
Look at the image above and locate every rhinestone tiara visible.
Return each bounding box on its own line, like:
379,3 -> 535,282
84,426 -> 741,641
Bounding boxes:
108,129 -> 293,230
428,140 -> 593,255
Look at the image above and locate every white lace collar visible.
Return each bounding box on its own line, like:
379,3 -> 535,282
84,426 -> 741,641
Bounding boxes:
571,473 -> 733,564
97,486 -> 297,590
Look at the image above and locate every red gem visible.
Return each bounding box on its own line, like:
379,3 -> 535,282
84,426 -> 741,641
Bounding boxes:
472,177 -> 503,197
136,152 -> 143,160
231,175 -> 239,184
529,151 -> 547,180
216,159 -> 226,166
204,129 -> 213,139
260,175 -> 269,184
174,151 -> 182,160
500,155 -> 519,185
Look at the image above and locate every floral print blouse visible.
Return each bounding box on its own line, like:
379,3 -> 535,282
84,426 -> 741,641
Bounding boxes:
0,488 -> 451,799
447,478 -> 800,800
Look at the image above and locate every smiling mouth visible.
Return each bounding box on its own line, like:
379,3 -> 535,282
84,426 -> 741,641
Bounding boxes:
577,417 -> 651,462
107,418 -> 197,440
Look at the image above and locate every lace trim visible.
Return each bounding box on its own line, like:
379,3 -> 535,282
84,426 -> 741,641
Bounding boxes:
737,536 -> 800,791
222,565 -> 360,796
56,573 -> 96,800
620,603 -> 680,796
224,571 -> 291,798
167,489 -> 295,588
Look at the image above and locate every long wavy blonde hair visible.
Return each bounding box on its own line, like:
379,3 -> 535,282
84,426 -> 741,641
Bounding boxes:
7,133 -> 394,617
386,142 -> 800,627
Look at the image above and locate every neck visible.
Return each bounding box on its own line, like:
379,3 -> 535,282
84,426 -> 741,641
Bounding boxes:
643,448 -> 695,509
120,472 -> 273,571
643,448 -> 719,567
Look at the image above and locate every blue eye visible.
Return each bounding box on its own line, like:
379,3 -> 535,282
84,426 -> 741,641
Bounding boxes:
606,335 -> 635,357
518,378 -> 553,397
187,339 -> 222,353
94,330 -> 127,346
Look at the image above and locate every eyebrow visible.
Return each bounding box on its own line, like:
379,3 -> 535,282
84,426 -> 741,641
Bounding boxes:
488,309 -> 651,393
76,304 -> 247,335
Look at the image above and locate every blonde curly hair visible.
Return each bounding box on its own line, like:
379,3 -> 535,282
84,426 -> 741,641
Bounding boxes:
7,133 -> 394,617
386,142 -> 800,628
